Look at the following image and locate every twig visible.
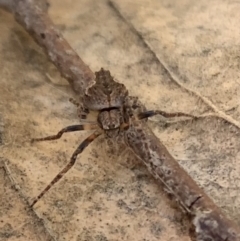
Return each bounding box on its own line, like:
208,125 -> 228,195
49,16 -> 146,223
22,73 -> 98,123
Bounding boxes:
1,0 -> 95,96
1,0 -> 240,240
126,121 -> 240,241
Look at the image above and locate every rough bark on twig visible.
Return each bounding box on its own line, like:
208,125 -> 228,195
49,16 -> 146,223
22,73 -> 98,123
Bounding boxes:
125,121 -> 240,241
0,0 -> 239,240
2,0 -> 95,96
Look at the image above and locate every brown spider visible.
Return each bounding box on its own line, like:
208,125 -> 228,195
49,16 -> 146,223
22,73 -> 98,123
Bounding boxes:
30,68 -> 194,207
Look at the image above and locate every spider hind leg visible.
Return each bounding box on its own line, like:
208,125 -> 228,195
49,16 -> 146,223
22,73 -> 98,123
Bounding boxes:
30,130 -> 103,207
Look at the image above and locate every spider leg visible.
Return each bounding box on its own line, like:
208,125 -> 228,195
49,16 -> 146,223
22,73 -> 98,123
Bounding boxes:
31,124 -> 98,142
30,130 -> 103,207
137,110 -> 196,120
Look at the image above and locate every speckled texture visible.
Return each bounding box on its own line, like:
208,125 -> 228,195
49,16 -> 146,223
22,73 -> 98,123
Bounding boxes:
0,0 -> 240,240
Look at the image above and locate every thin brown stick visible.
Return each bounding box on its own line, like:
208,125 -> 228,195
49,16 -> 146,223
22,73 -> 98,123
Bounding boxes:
1,1 -> 240,240
125,120 -> 240,241
1,0 -> 95,96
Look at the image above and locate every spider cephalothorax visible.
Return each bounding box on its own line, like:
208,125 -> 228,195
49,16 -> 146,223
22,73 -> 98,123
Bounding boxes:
84,68 -> 128,110
75,67 -> 132,139
83,68 -> 129,133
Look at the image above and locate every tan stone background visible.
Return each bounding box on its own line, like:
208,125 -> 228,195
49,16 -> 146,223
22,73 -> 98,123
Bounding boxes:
0,0 -> 240,240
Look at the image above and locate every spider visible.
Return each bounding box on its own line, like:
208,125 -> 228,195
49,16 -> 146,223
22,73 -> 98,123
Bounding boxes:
30,68 -> 194,207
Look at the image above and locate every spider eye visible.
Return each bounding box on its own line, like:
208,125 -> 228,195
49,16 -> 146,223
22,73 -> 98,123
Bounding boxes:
102,122 -> 118,130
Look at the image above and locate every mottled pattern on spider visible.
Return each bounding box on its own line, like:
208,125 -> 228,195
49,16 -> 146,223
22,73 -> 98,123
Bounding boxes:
80,68 -> 133,138
30,68 -> 194,207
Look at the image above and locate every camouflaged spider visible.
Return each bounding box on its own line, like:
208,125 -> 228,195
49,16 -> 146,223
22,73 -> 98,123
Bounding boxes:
30,68 -> 194,207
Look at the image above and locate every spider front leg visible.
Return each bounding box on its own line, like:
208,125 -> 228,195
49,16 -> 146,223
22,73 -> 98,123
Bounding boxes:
31,124 -> 98,142
126,96 -> 195,121
30,130 -> 103,207
137,110 -> 197,120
